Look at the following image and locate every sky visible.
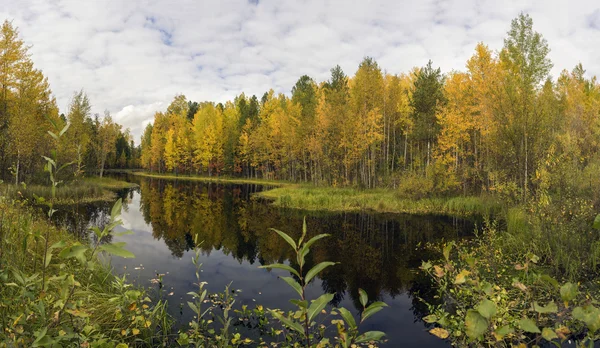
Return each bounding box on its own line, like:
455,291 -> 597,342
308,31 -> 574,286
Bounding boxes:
2,0 -> 600,141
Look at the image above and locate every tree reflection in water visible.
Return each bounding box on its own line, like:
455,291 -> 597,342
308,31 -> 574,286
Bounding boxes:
56,176 -> 477,346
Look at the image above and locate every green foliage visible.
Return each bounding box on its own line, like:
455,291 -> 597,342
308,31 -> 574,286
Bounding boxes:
420,220 -> 600,346
0,120 -> 167,347
260,218 -> 387,347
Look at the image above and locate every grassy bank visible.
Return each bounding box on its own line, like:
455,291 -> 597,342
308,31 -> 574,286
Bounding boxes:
0,198 -> 169,346
120,169 -> 286,187
117,170 -> 504,217
1,177 -> 137,205
258,185 -> 504,217
82,176 -> 139,190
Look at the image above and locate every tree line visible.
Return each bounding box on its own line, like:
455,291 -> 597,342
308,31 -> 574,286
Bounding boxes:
0,20 -> 136,184
139,13 -> 599,200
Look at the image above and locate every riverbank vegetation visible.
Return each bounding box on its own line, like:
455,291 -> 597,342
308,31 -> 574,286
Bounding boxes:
258,185 -> 503,217
0,197 -> 172,347
0,177 -> 137,205
123,170 -> 503,216
2,8 -> 600,347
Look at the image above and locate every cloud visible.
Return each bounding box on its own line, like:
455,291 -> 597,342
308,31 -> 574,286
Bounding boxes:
2,0 -> 599,141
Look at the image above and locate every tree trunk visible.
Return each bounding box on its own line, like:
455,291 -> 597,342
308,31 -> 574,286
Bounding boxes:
15,151 -> 19,185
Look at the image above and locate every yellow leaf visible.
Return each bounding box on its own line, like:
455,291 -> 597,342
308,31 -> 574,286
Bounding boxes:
429,327 -> 449,339
454,270 -> 471,284
121,329 -> 127,336
512,281 -> 527,292
132,328 -> 140,335
128,302 -> 137,311
434,265 -> 445,278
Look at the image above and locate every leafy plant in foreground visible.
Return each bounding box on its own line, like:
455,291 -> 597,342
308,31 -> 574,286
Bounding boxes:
177,235 -> 253,347
260,218 -> 387,347
1,118 -> 168,347
420,217 -> 600,346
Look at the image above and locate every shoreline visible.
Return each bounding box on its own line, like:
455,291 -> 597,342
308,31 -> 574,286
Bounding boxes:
114,170 -> 503,217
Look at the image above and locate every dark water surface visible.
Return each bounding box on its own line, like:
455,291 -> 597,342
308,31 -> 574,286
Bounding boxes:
57,175 -> 479,347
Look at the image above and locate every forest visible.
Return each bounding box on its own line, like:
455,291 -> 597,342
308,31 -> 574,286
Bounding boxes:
3,11 -> 600,348
0,20 -> 136,185
137,14 -> 599,204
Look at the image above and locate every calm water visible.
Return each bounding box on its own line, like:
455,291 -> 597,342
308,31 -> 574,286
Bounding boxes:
56,176 -> 479,347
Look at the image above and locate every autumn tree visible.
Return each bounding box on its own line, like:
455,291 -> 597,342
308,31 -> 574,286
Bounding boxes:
496,12 -> 553,200
410,60 -> 446,172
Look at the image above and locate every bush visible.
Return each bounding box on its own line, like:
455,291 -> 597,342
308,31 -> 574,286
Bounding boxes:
396,164 -> 459,200
421,220 -> 600,346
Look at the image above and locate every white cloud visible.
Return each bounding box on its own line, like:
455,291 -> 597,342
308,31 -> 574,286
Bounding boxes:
2,0 -> 599,141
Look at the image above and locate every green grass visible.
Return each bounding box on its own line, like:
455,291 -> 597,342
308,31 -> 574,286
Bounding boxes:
116,170 -> 504,217
122,169 -> 287,186
0,177 -> 137,205
0,198 -> 169,346
257,184 -> 504,217
82,176 -> 139,190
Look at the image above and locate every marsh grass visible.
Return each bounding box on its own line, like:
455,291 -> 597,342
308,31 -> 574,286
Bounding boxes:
83,176 -> 139,190
1,177 -> 136,205
122,170 -> 287,187
0,198 -> 171,345
258,185 -> 503,217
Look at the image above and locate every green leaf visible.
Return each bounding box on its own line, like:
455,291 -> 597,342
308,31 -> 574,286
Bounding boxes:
560,282 -> 578,303
59,122 -> 70,137
47,131 -> 59,141
305,261 -> 336,284
573,305 -> 600,333
259,263 -> 300,278
355,331 -> 386,344
297,246 -> 310,269
542,327 -> 558,341
307,293 -> 334,322
443,242 -> 453,261
534,301 -> 558,314
298,217 -> 307,246
111,198 -> 123,220
358,288 -> 368,308
494,325 -> 513,340
41,156 -> 56,168
280,276 -> 303,297
465,310 -> 488,340
337,307 -> 356,329
538,274 -> 559,288
271,310 -> 304,335
99,243 -> 135,258
32,327 -> 55,347
361,302 -> 387,323
518,317 -> 540,333
59,243 -> 88,263
422,314 -> 438,323
303,233 -> 330,251
594,214 -> 600,230
289,299 -> 308,309
270,228 -> 296,250
188,301 -> 199,315
90,227 -> 102,239
44,251 -> 53,268
476,299 -> 497,319
49,240 -> 67,249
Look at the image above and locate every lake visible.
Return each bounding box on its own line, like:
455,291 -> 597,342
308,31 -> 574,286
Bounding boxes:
56,175 -> 479,347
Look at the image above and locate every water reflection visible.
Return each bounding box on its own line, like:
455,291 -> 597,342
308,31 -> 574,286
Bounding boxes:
57,176 -> 478,347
